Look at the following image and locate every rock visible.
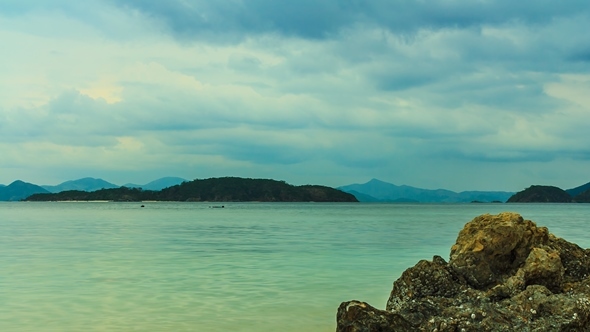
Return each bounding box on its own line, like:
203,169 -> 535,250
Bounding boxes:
336,301 -> 415,332
386,255 -> 466,312
521,247 -> 564,292
449,212 -> 550,289
337,212 -> 590,332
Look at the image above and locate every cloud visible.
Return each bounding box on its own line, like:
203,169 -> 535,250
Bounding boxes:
1,0 -> 590,190
108,0 -> 590,41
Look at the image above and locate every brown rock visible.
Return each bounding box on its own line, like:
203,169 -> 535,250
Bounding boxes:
521,247 -> 564,292
386,255 -> 465,312
449,212 -> 549,289
549,236 -> 590,283
336,212 -> 590,332
336,301 -> 414,332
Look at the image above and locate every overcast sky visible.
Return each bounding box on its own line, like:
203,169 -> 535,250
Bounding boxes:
1,0 -> 590,191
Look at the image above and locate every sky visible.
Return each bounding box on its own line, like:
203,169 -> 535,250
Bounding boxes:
1,0 -> 590,192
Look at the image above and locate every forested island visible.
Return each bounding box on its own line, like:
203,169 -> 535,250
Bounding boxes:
507,185 -> 590,203
25,177 -> 358,202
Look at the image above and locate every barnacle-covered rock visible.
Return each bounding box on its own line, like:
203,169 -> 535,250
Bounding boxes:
337,213 -> 590,332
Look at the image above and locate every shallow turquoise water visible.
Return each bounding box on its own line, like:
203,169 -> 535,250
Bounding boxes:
1,202 -> 589,331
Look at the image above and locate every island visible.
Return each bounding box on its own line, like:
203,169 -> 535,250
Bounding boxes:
506,184 -> 590,203
24,177 -> 358,202
506,185 -> 573,203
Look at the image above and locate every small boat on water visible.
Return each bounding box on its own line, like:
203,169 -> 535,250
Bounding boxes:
209,205 -> 225,208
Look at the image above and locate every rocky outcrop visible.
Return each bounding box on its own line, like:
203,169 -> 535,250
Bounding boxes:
337,212 -> 590,332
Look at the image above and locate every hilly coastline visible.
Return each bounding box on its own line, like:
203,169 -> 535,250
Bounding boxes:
123,177 -> 186,191
565,181 -> 590,197
0,180 -> 49,201
25,177 -> 358,203
338,179 -> 514,203
4,176 -> 590,203
0,177 -> 187,201
339,179 -> 590,203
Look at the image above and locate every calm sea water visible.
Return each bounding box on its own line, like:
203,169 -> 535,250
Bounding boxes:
1,202 -> 589,331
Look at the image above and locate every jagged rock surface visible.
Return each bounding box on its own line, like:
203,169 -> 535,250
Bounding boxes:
337,212 -> 590,332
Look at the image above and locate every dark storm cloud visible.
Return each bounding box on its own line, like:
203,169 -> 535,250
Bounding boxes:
110,0 -> 590,40
110,0 -> 356,39
570,50 -> 590,62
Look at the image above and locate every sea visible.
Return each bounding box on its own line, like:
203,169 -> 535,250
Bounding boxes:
1,202 -> 589,331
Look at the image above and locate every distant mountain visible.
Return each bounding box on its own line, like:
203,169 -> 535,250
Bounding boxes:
0,180 -> 50,201
458,191 -> 514,203
573,189 -> 590,203
344,190 -> 381,202
338,179 -> 514,203
339,179 -> 456,202
566,182 -> 590,197
42,177 -> 119,193
26,177 -> 358,202
507,185 -> 573,203
123,177 -> 186,191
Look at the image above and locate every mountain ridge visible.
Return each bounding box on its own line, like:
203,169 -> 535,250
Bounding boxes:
123,177 -> 186,191
0,180 -> 49,201
4,176 -> 590,203
42,177 -> 119,193
0,177 -> 185,201
566,181 -> 590,197
26,177 -> 357,202
338,178 -> 514,203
